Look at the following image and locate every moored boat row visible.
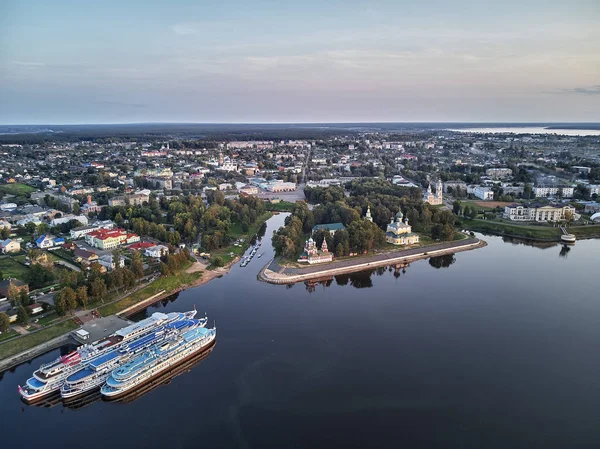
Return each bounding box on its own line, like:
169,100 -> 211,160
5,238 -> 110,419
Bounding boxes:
240,240 -> 262,267
18,309 -> 214,403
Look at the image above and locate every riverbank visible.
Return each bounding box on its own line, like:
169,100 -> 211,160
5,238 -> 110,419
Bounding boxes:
0,256 -> 239,373
0,211 -> 274,371
115,259 -> 237,317
259,237 -> 486,284
461,219 -> 600,241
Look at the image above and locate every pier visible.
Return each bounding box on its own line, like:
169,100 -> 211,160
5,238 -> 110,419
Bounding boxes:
259,237 -> 486,285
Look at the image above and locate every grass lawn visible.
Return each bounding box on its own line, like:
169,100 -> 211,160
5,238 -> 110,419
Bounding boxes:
0,319 -> 77,360
211,212 -> 273,269
461,218 -> 563,240
0,329 -> 18,343
0,183 -> 37,196
98,265 -> 203,316
36,312 -> 59,326
230,211 -> 273,239
265,201 -> 296,212
570,224 -> 600,238
0,256 -> 29,280
460,200 -> 500,210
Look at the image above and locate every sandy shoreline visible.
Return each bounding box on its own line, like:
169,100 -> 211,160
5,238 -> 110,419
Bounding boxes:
120,256 -> 240,317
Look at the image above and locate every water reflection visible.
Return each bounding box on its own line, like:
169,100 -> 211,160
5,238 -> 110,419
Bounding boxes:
428,254 -> 456,269
559,244 -> 571,258
501,235 -> 559,250
303,261 -> 417,291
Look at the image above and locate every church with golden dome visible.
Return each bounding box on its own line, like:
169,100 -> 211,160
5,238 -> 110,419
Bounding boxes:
385,211 -> 420,246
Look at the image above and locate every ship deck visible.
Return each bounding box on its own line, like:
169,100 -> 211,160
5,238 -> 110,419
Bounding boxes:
67,368 -> 93,382
74,316 -> 133,343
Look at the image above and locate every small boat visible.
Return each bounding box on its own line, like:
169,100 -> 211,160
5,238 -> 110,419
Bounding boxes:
561,234 -> 576,243
257,253 -> 264,259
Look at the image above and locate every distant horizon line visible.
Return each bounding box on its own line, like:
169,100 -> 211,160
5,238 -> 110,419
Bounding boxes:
1,121 -> 600,127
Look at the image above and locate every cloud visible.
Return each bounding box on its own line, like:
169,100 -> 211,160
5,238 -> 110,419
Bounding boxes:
172,23 -> 198,35
549,85 -> 600,95
9,61 -> 45,67
93,101 -> 147,108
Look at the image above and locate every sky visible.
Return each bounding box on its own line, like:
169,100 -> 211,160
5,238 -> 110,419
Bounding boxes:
0,0 -> 599,124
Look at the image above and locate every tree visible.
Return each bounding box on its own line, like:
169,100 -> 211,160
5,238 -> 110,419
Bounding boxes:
452,200 -> 461,216
431,223 -> 455,241
17,305 -> 29,325
0,312 -> 10,332
89,278 -> 108,301
59,287 -> 78,313
563,210 -> 574,223
76,286 -> 88,309
131,251 -> 144,279
27,264 -> 56,289
55,294 -> 68,316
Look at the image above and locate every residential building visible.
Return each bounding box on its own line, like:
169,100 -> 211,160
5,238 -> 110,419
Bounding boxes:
0,278 -> 29,298
443,180 -> 467,193
81,195 -> 102,215
70,225 -> 101,240
35,235 -> 54,249
239,185 -> 259,195
98,254 -> 125,271
85,228 -> 140,250
50,214 -> 88,227
73,248 -> 98,264
533,186 -> 574,198
26,303 -> 44,315
486,168 -> 513,179
473,186 -> 495,200
0,239 -> 20,253
587,185 -> 600,196
108,193 -> 149,207
145,244 -> 169,258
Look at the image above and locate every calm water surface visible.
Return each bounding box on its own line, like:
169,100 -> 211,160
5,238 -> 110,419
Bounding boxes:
448,127 -> 600,136
1,214 -> 600,448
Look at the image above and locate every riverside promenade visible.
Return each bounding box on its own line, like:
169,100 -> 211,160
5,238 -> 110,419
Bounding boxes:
259,236 -> 486,284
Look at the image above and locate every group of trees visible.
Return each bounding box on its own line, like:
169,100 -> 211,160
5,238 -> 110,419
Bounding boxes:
99,192 -> 266,252
272,200 -> 390,260
53,250 -> 148,316
274,181 -> 461,260
159,249 -> 193,276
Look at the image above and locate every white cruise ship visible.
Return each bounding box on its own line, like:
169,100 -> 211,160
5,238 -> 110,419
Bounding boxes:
18,310 -> 201,402
101,326 -> 216,399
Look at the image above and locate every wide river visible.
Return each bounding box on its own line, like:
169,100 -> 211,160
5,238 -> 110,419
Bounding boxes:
447,126 -> 600,136
1,213 -> 600,448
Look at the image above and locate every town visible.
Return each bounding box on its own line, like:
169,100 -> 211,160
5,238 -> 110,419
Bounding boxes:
0,124 -> 599,362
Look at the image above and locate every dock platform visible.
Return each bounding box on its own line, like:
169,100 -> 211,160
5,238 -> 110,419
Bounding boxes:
73,316 -> 133,343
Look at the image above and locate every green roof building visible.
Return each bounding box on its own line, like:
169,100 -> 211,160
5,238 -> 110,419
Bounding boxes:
312,222 -> 346,235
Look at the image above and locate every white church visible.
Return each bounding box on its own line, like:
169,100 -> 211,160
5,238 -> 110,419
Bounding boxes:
423,180 -> 443,205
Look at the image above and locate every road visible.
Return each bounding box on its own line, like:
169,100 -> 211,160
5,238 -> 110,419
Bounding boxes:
54,259 -> 81,272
